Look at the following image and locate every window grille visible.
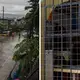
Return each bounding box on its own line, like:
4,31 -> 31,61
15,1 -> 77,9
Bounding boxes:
43,0 -> 80,80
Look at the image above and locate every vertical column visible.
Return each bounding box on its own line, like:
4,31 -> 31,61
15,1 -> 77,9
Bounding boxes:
73,74 -> 75,80
45,50 -> 53,80
41,1 -> 45,80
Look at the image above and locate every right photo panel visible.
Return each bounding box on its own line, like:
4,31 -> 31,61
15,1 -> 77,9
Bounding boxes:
41,0 -> 80,80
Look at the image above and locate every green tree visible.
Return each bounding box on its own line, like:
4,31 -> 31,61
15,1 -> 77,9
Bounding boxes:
0,22 -> 8,30
13,37 -> 39,79
25,0 -> 39,38
10,18 -> 25,32
12,0 -> 39,79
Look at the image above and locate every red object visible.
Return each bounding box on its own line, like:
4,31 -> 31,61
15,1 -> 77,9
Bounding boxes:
12,32 -> 14,37
48,11 -> 52,21
14,79 -> 20,80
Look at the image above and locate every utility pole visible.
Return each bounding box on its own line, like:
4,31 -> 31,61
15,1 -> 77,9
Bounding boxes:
2,6 -> 4,23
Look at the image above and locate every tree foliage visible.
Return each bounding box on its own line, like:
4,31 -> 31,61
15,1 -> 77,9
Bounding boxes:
10,18 -> 25,32
0,22 -> 8,30
13,37 -> 39,79
24,0 -> 39,37
13,37 -> 38,62
12,0 -> 39,79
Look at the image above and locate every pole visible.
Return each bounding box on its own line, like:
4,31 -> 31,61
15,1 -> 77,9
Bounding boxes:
3,6 -> 4,23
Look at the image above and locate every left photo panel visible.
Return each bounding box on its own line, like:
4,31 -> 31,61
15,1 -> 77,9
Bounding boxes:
0,0 -> 39,80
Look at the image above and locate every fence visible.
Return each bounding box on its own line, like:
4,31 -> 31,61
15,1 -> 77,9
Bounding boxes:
43,0 -> 80,80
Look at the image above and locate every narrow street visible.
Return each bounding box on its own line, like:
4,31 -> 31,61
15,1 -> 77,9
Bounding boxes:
0,0 -> 39,80
0,36 -> 23,80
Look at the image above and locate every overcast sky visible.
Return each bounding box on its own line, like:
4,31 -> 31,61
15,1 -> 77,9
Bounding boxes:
0,0 -> 30,18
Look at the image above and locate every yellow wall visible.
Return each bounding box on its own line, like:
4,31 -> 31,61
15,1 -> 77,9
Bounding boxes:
46,0 -> 68,19
54,0 -> 68,5
41,0 -> 68,5
41,0 -> 69,20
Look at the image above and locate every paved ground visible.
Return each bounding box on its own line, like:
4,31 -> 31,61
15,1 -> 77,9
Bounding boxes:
0,36 -> 23,80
